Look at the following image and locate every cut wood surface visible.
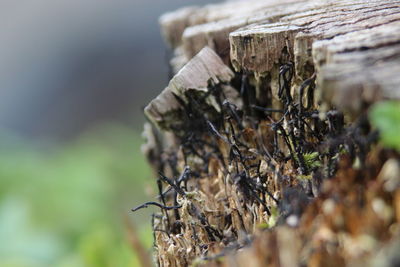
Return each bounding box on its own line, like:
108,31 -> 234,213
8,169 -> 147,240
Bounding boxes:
144,47 -> 237,131
141,1 -> 400,266
160,0 -> 400,111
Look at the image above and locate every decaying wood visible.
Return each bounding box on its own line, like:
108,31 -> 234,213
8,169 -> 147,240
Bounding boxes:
163,0 -> 400,110
144,47 -> 238,131
229,0 -> 400,108
139,0 -> 400,266
314,20 -> 400,113
160,0 -> 301,49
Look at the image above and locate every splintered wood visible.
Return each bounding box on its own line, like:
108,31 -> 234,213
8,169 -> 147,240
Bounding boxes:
139,0 -> 400,266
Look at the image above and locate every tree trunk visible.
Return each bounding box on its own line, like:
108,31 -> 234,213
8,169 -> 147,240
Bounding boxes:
139,0 -> 400,266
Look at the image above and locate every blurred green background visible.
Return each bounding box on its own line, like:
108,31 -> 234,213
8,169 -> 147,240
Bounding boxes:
0,125 -> 155,266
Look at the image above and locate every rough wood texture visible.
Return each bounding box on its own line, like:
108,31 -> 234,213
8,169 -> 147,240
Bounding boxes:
162,0 -> 312,70
141,1 -> 400,266
314,20 -> 400,113
162,0 -> 400,111
229,0 -> 400,108
160,0 -> 300,49
144,47 -> 237,131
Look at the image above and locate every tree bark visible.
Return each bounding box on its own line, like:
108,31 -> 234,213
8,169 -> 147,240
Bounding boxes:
139,1 -> 400,266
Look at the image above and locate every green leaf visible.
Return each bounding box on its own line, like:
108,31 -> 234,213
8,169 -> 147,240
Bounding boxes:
369,101 -> 400,152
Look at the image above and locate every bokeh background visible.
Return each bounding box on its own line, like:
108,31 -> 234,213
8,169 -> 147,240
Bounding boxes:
0,0 -> 217,266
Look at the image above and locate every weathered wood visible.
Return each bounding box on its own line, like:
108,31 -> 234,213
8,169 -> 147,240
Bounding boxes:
160,0 -> 291,49
230,0 -> 400,74
144,46 -> 237,131
163,0 -> 400,109
181,0 -> 307,62
162,0 -> 311,71
314,21 -> 400,112
142,1 -> 400,266
228,0 -> 400,110
159,6 -> 200,48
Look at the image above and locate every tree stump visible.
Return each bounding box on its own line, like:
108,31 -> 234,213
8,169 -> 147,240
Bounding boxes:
138,1 -> 400,266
